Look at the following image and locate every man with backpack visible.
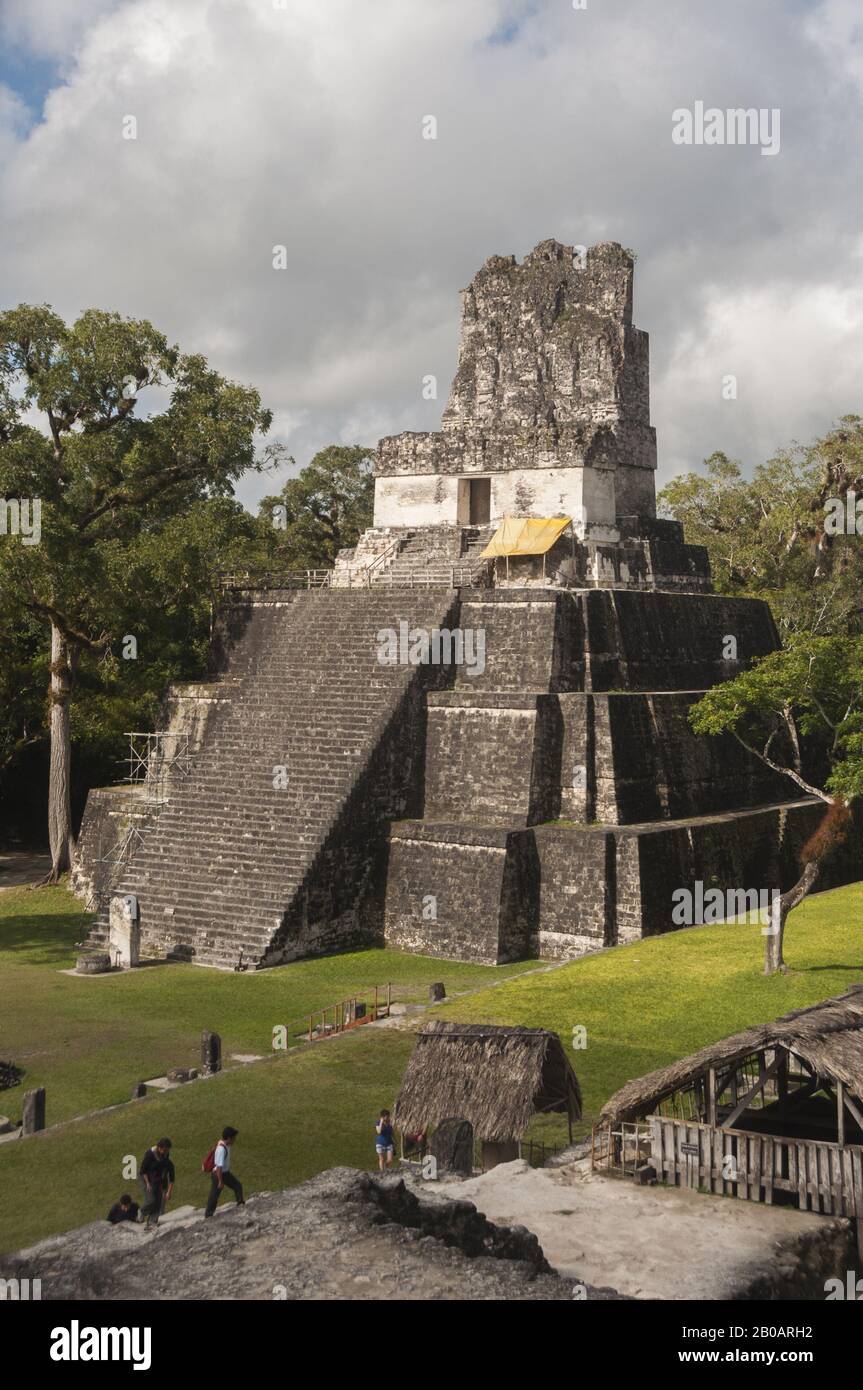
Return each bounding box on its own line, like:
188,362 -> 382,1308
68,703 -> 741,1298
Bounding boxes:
139,1138 -> 175,1231
204,1126 -> 244,1217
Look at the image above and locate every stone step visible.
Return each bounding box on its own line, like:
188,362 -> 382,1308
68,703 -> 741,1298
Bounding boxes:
88,587 -> 458,966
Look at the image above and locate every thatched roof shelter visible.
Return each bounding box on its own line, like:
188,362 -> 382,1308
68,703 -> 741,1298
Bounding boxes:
393,1022 -> 581,1143
601,985 -> 863,1126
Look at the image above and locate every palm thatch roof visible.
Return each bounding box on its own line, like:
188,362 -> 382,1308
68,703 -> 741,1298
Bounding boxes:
393,1022 -> 582,1143
601,985 -> 863,1125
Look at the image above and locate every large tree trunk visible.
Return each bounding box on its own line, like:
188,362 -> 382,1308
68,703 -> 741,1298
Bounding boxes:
46,621 -> 78,882
764,859 -> 821,974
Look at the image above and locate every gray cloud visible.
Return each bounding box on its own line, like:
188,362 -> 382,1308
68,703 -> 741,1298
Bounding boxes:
1,0 -> 861,509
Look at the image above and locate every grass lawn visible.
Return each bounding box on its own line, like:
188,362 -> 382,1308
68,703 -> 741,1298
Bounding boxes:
435,879 -> 863,1144
1,877 -> 861,1253
0,1027 -> 416,1255
0,882 -> 538,1125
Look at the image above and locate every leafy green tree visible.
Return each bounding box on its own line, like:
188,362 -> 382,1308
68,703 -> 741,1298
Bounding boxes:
690,635 -> 862,973
0,304 -> 282,879
256,444 -> 374,571
659,418 -> 863,637
0,608 -> 45,777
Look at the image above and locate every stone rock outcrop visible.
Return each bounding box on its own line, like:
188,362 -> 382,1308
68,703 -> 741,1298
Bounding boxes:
0,1168 -> 627,1301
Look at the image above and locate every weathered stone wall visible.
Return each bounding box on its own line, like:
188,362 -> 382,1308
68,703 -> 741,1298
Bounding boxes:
71,786 -> 150,908
455,589 -> 777,695
384,823 -> 534,964
382,588 -> 862,964
585,692 -> 790,824
423,692 -> 561,827
620,799 -> 860,940
373,239 -> 659,535
71,681 -> 236,913
387,801 -> 862,964
581,589 -> 780,691
454,594 -> 560,691
533,825 -> 614,958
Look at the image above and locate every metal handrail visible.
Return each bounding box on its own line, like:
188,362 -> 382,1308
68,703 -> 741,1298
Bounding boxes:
360,537 -> 401,586
219,569 -> 333,591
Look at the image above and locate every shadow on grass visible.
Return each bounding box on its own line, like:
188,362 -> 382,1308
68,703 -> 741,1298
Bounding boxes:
0,911 -> 94,963
796,963 -> 863,973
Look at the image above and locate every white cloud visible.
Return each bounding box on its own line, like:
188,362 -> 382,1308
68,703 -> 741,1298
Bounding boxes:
1,0 -> 120,62
657,270 -> 863,484
0,83 -> 30,162
0,0 -> 862,509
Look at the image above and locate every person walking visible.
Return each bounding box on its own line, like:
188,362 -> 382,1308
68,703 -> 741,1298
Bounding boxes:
139,1138 -> 175,1231
375,1109 -> 395,1171
204,1126 -> 244,1217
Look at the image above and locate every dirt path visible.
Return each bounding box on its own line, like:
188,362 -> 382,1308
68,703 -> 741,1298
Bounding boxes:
426,1158 -> 851,1299
0,852 -> 52,890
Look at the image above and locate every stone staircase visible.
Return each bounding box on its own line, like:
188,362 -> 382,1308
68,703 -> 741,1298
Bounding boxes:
372,526 -> 492,587
87,588 -> 458,969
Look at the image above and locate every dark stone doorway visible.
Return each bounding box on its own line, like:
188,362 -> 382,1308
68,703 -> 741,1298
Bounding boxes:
469,477 -> 491,525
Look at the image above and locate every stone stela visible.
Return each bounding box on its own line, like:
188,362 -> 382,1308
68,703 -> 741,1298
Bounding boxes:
108,894 -> 140,969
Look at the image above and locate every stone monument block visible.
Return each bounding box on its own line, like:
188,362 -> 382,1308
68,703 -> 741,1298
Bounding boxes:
109,894 -> 140,968
428,1117 -> 474,1175
22,1087 -> 46,1135
201,1030 -> 222,1075
76,952 -> 111,974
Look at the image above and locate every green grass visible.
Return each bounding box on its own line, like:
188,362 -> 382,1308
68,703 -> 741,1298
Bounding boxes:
434,880 -> 863,1142
1,877 -> 862,1254
0,883 -> 537,1125
0,1027 -> 416,1254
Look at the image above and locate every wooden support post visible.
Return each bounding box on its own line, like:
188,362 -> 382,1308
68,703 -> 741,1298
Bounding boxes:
841,1088 -> 863,1134
722,1055 -> 781,1130
838,1081 -> 845,1147
708,1067 -> 717,1128
777,1051 -> 789,1107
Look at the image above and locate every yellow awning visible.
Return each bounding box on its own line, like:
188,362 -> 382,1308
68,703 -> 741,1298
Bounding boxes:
480,516 -> 572,558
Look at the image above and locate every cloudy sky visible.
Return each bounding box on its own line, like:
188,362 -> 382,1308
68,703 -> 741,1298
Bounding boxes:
1,0 -> 862,509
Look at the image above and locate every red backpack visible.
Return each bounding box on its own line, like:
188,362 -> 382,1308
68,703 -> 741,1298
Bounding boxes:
201,1143 -> 219,1174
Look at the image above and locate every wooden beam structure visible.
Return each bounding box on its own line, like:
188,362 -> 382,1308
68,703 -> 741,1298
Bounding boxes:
721,1054 -> 781,1130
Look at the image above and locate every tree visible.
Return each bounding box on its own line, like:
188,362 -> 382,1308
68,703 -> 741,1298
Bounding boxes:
689,636 -> 862,973
659,419 -> 863,637
0,304 -> 282,879
257,444 -> 374,570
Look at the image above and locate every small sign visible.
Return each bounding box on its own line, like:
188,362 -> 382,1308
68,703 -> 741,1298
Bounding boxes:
681,1143 -> 699,1155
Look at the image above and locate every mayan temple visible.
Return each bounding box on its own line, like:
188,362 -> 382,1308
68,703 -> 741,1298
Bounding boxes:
74,239 -> 844,968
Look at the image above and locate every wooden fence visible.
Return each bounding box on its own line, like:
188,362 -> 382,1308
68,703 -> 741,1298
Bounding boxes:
650,1115 -> 863,1217
304,983 -> 392,1042
518,1137 -> 569,1168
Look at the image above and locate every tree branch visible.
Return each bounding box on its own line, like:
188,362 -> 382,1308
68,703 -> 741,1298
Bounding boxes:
730,730 -> 833,802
